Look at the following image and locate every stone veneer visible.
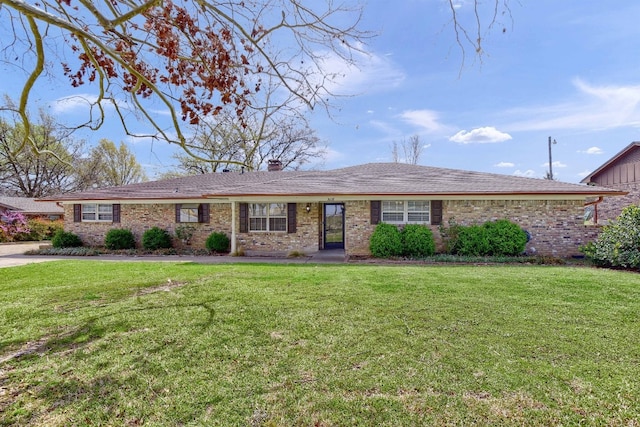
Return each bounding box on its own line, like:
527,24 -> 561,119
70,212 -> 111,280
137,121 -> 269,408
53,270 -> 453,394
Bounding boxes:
64,198 -> 601,257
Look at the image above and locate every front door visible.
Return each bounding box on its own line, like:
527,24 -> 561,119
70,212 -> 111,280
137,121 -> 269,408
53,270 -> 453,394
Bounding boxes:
324,203 -> 345,249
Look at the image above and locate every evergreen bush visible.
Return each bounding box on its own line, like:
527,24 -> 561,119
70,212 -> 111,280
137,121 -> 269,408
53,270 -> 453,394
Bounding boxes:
483,219 -> 528,256
582,205 -> 640,268
142,227 -> 172,250
401,224 -> 436,258
369,222 -> 403,258
51,229 -> 83,248
104,228 -> 136,250
453,224 -> 490,256
205,231 -> 230,253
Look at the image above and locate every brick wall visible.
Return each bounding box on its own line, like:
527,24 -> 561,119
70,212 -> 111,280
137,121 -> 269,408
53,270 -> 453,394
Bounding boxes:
64,203 -> 232,248
64,198 -> 601,257
592,182 -> 640,223
237,203 -> 321,255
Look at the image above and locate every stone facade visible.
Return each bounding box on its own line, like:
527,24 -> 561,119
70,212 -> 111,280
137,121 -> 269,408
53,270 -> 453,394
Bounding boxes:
63,198 -> 600,257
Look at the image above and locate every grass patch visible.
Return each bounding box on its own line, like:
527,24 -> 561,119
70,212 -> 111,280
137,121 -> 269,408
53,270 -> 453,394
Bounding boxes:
1,262 -> 639,425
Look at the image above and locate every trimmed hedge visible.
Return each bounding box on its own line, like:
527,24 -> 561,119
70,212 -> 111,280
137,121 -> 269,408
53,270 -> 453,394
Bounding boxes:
440,218 -> 527,257
205,232 -> 230,253
369,222 -> 403,258
104,228 -> 136,250
51,230 -> 83,248
142,227 -> 172,250
401,224 -> 436,258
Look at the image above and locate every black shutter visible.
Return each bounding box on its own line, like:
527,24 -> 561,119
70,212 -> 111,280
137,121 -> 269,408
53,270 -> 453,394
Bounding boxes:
239,203 -> 248,233
431,200 -> 443,225
198,203 -> 210,223
370,200 -> 381,225
287,203 -> 297,234
73,204 -> 81,222
175,204 -> 181,223
112,204 -> 121,223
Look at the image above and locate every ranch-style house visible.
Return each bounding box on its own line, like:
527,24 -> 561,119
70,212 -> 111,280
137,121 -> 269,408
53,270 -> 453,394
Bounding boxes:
42,162 -> 625,257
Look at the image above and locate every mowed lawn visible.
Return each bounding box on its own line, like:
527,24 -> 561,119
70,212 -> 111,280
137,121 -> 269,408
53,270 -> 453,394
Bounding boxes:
1,262 -> 639,426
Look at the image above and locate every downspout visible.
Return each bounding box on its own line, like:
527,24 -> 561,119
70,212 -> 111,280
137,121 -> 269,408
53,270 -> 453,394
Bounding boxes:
584,196 -> 604,224
231,201 -> 236,254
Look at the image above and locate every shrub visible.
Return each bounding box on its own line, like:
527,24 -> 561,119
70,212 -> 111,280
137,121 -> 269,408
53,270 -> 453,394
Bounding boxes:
175,224 -> 196,245
104,228 -> 136,250
205,231 -> 230,253
142,227 -> 172,250
401,224 -> 436,258
483,219 -> 528,256
0,211 -> 30,242
583,205 -> 640,268
438,218 -> 464,254
369,222 -> 403,258
51,229 -> 83,248
453,224 -> 490,256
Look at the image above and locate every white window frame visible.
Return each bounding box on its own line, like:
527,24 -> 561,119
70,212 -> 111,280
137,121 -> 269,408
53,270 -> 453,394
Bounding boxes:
382,200 -> 430,224
82,203 -> 113,222
179,203 -> 199,223
249,203 -> 287,232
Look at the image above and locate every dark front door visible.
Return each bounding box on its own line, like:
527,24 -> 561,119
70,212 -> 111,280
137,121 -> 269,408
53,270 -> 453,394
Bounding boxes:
324,203 -> 345,249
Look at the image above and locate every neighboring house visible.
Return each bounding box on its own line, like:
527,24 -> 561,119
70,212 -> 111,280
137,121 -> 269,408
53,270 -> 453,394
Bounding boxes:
41,162 -> 624,257
581,142 -> 640,223
0,197 -> 64,220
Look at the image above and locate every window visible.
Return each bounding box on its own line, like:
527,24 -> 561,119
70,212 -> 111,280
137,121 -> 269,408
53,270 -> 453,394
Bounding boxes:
81,204 -> 113,222
382,200 -> 430,224
249,203 -> 287,231
179,204 -> 199,223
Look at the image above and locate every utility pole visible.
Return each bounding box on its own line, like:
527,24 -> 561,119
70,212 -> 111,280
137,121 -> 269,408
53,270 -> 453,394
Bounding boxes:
547,136 -> 557,180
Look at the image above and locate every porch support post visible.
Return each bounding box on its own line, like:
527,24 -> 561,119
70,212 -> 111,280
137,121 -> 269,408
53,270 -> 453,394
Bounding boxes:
231,201 -> 237,254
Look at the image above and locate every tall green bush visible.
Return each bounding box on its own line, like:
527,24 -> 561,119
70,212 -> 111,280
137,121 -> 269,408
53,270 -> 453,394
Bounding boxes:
453,224 -> 490,256
142,227 -> 172,250
401,224 -> 436,258
483,219 -> 528,256
583,205 -> 640,268
104,228 -> 136,250
369,222 -> 403,258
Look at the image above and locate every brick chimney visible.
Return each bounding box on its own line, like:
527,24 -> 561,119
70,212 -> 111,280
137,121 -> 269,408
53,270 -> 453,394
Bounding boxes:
267,159 -> 283,172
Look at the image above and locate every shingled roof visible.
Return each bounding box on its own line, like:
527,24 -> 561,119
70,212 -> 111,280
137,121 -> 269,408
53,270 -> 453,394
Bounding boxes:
0,197 -> 64,215
41,163 -> 625,202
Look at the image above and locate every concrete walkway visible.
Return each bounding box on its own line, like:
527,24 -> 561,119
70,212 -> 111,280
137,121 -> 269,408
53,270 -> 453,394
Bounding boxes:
0,243 -> 347,268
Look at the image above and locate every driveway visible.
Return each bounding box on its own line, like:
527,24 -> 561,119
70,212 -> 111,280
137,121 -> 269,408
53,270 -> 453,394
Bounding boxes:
0,242 -> 63,268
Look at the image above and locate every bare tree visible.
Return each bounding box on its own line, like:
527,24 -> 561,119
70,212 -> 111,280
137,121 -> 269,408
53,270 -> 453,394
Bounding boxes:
0,0 -> 369,167
0,110 -> 85,197
445,0 -> 513,70
391,135 -> 423,165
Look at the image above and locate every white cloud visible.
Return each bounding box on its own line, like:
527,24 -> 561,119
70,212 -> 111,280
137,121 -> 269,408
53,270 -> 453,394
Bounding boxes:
577,169 -> 592,178
399,110 -> 449,133
541,161 -> 567,168
423,144 -> 432,149
316,45 -> 405,95
505,79 -> 640,132
51,94 -> 125,114
513,169 -> 537,178
449,126 -> 512,144
495,162 -> 515,168
579,146 -> 604,155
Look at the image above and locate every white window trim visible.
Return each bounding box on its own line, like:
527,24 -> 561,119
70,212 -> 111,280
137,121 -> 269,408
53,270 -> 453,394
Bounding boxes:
381,200 -> 430,224
82,203 -> 113,222
248,203 -> 287,232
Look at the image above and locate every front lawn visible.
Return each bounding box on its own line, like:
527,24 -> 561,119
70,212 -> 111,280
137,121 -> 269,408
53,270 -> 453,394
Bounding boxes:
1,262 -> 639,426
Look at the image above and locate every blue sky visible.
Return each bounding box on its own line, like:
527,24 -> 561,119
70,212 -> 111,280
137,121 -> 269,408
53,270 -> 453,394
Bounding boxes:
4,1 -> 640,183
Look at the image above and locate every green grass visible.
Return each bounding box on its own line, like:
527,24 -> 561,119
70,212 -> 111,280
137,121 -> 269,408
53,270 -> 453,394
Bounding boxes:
1,261 -> 639,426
